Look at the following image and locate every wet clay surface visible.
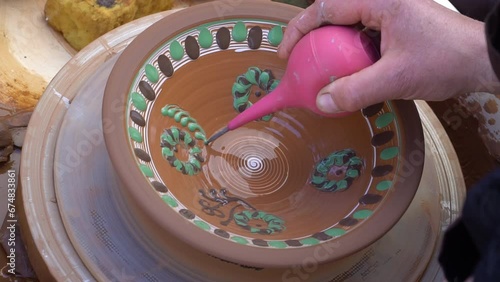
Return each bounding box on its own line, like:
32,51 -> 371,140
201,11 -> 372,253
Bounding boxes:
110,8 -> 421,264
148,50 -> 380,239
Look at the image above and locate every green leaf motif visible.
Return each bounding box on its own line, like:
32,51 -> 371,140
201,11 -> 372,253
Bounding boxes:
268,25 -> 284,46
198,27 -> 213,48
139,164 -> 153,177
128,127 -> 142,143
232,21 -> 247,42
375,113 -> 394,128
194,220 -> 210,230
162,195 -> 178,207
131,92 -> 147,111
380,147 -> 399,160
233,210 -> 286,234
376,180 -> 392,191
145,64 -> 159,83
170,40 -> 184,61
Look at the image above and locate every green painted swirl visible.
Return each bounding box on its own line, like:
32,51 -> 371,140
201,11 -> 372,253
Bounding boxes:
311,149 -> 363,192
161,105 -> 206,141
232,67 -> 280,121
233,210 -> 286,235
160,127 -> 203,176
160,105 -> 206,176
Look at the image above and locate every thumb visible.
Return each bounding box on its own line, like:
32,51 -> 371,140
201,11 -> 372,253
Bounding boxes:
316,54 -> 408,113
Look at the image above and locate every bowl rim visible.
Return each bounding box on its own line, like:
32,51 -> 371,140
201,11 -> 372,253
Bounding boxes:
102,0 -> 425,268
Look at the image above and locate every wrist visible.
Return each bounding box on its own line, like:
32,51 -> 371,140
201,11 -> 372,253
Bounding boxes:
421,1 -> 500,97
485,1 -> 500,83
469,17 -> 500,94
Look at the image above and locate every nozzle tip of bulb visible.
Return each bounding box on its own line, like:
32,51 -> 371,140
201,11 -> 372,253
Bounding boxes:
205,127 -> 229,146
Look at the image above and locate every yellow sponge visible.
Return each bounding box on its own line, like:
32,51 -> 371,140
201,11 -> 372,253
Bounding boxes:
45,0 -> 175,51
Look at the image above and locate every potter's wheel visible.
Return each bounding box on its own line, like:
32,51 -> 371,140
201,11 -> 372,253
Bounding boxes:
19,9 -> 465,282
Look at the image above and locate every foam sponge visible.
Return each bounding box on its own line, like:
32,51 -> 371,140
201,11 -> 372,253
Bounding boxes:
45,0 -> 175,50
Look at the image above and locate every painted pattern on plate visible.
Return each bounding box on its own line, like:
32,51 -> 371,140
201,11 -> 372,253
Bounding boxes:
125,19 -> 401,248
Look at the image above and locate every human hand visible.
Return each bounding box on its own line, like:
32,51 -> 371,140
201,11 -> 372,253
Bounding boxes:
277,0 -> 500,114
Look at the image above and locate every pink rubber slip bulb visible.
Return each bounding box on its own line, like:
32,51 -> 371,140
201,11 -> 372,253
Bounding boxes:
205,25 -> 380,145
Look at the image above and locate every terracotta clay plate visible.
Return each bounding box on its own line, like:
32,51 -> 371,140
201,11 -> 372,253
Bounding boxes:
102,1 -> 424,267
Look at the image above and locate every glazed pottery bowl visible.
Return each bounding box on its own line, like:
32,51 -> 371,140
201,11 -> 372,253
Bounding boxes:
102,1 -> 424,268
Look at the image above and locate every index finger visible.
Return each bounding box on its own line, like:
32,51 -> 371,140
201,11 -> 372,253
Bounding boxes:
277,0 -> 366,59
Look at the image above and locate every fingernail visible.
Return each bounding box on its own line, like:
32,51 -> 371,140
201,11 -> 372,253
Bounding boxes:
317,93 -> 339,113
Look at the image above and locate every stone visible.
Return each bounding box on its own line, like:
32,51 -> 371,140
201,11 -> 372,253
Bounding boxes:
1,110 -> 32,128
0,123 -> 12,148
0,145 -> 13,163
11,127 -> 27,148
